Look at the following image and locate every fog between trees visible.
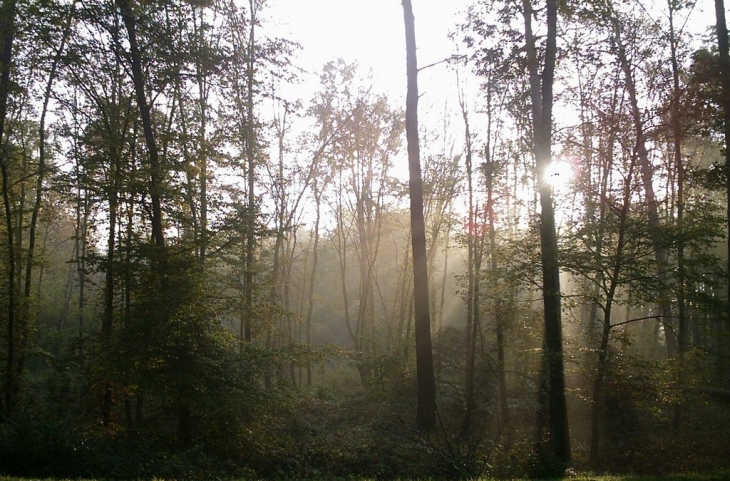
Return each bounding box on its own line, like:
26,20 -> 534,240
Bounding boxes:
0,0 -> 730,479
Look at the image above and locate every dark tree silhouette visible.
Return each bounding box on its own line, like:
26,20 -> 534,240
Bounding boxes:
116,0 -> 165,248
0,0 -> 17,418
402,0 -> 437,431
522,0 -> 570,463
716,0 -> 730,359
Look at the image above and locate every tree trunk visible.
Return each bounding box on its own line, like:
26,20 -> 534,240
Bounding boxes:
611,15 -> 676,357
402,0 -> 437,432
589,155 -> 636,464
305,182 -> 321,387
715,0 -> 730,385
0,0 -> 17,418
194,5 -> 209,264
523,0 -> 571,463
486,154 -> 509,428
243,0 -> 258,345
26,0 -> 75,309
459,85 -> 479,435
102,146 -> 121,424
21,5 -> 77,412
116,0 -> 165,248
668,1 -> 687,430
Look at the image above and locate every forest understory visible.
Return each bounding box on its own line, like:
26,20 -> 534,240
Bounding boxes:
1,358 -> 730,480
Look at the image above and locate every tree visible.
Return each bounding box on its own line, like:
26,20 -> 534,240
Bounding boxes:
458,76 -> 483,435
243,0 -> 259,345
666,0 -> 690,431
0,0 -> 18,418
312,59 -> 401,383
115,0 -> 165,248
583,4 -> 677,358
402,0 -> 437,432
521,0 -> 570,463
716,0 -> 730,374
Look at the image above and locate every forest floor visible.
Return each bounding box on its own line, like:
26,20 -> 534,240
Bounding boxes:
1,472 -> 729,481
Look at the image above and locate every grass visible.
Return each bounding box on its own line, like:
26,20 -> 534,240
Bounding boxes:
1,473 -> 729,481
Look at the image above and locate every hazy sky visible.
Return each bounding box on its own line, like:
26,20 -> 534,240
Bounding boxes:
265,0 -> 471,99
264,1 -> 721,98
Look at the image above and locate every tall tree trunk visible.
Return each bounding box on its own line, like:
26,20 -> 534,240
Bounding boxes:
242,0 -> 258,345
21,5 -> 77,406
116,0 -> 165,248
459,84 -> 479,435
74,167 -> 90,362
396,238 -> 412,357
355,195 -> 373,384
486,155 -> 509,428
26,0 -> 75,307
482,69 -> 509,428
437,232 -> 449,334
402,0 -> 437,432
270,121 -> 285,371
0,0 -> 17,418
523,0 -> 571,463
611,14 -> 676,357
715,0 -> 730,384
305,182 -> 321,387
589,155 -> 636,465
102,153 -> 120,424
668,1 -> 687,430
333,183 -> 356,351
117,0 -> 179,441
194,5 -> 209,264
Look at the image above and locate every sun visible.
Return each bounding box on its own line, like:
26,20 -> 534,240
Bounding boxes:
545,160 -> 574,189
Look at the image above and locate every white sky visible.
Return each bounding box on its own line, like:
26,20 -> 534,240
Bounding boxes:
263,0 -> 721,101
265,0 -> 472,103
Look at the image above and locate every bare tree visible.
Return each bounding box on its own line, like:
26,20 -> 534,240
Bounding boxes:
402,0 -> 437,432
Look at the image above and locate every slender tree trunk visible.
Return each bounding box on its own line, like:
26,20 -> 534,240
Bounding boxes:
486,157 -> 509,428
0,0 -> 17,418
13,135 -> 26,396
20,3 -> 78,406
396,239 -> 412,357
333,185 -> 357,349
26,0 -> 75,306
460,85 -> 478,435
668,2 -> 687,430
482,70 -> 509,428
715,0 -> 730,383
402,0 -> 437,431
584,78 -> 618,460
194,5 -> 209,264
611,15 -> 676,356
116,0 -> 165,248
75,176 -> 90,362
355,196 -> 372,384
305,183 -> 321,387
589,156 -> 636,465
523,0 -> 570,463
270,119 -> 285,373
117,0 -> 177,439
242,0 -> 258,345
438,232 -> 449,333
102,147 -> 121,424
